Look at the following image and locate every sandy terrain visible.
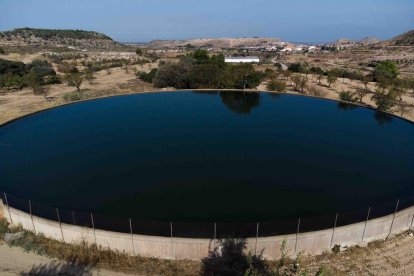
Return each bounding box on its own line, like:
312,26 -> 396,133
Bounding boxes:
0,64 -> 160,125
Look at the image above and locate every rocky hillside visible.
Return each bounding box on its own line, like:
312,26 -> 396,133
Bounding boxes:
146,37 -> 282,49
0,28 -> 122,49
390,30 -> 414,46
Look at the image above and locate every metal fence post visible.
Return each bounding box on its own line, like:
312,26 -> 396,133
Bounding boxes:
330,213 -> 338,248
56,208 -> 65,242
29,200 -> 36,234
3,192 -> 13,224
294,218 -> 300,253
71,211 -> 76,225
410,208 -> 414,229
362,207 -> 371,241
91,213 -> 97,245
213,223 -> 217,250
129,218 -> 135,255
255,222 -> 259,255
387,199 -> 399,238
170,222 -> 175,259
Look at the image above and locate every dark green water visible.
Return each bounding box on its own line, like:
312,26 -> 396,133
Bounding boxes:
1,91 -> 414,222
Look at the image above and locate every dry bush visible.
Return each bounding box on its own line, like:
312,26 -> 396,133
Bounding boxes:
307,85 -> 328,97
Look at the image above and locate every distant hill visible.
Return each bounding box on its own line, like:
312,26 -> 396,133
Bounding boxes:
146,37 -> 282,49
359,37 -> 380,45
334,37 -> 380,46
0,28 -> 122,49
389,30 -> 414,46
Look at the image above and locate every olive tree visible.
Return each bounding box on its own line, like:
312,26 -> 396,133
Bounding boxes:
65,73 -> 83,92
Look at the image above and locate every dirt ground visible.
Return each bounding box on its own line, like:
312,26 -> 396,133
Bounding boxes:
296,231 -> 414,275
0,65 -> 162,125
0,243 -> 133,276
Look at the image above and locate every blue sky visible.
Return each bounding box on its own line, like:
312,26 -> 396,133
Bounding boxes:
0,0 -> 413,42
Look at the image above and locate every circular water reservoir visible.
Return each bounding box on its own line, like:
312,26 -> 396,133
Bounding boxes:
1,91 -> 414,223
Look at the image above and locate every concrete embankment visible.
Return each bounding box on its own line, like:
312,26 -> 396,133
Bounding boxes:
1,199 -> 413,261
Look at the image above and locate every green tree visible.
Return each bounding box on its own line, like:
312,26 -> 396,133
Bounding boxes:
371,89 -> 397,112
355,88 -> 369,103
84,69 -> 95,84
190,64 -> 223,88
192,49 -> 209,64
361,75 -> 372,91
153,61 -> 192,89
327,73 -> 337,88
138,68 -> 158,83
267,79 -> 286,92
374,60 -> 399,81
291,75 -> 308,92
135,48 -> 143,55
65,73 -> 83,92
339,90 -> 358,103
288,62 -> 306,73
24,71 -> 43,94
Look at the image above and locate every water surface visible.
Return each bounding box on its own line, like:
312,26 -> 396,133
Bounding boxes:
1,91 -> 414,222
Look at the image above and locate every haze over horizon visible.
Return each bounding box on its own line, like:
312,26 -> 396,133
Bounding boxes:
0,0 -> 413,43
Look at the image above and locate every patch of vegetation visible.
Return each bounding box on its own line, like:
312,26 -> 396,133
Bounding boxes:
267,79 -> 286,92
374,60 -> 399,81
339,90 -> 358,103
0,47 -> 5,55
2,28 -> 113,40
0,58 -> 58,90
137,68 -> 158,83
153,50 -> 264,90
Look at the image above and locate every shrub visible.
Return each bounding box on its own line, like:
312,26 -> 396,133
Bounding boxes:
339,90 -> 358,103
137,68 -> 158,83
0,59 -> 26,76
374,60 -> 399,81
26,59 -> 56,77
288,62 -> 306,73
267,79 -> 286,92
64,73 -> 83,92
307,85 -> 328,97
371,90 -> 397,112
0,73 -> 25,89
153,61 -> 192,89
0,47 -> 5,55
63,91 -> 84,102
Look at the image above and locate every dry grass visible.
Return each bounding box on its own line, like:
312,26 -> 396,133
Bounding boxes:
0,219 -> 200,275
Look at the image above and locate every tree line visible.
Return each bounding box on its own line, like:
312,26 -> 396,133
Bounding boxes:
138,49 -> 265,90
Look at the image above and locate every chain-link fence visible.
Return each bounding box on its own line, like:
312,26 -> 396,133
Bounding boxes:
1,190 -> 412,239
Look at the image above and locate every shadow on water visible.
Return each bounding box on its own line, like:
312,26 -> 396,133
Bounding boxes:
219,91 -> 260,114
337,102 -> 358,111
201,238 -> 269,276
373,111 -> 393,125
21,260 -> 94,276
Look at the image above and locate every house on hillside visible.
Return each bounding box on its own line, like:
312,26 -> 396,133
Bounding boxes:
225,56 -> 260,63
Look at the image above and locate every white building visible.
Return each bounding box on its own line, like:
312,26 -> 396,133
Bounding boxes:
225,56 -> 260,63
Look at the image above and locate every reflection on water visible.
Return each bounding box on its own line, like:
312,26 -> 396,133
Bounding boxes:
337,102 -> 358,111
374,111 -> 393,125
219,91 -> 260,114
